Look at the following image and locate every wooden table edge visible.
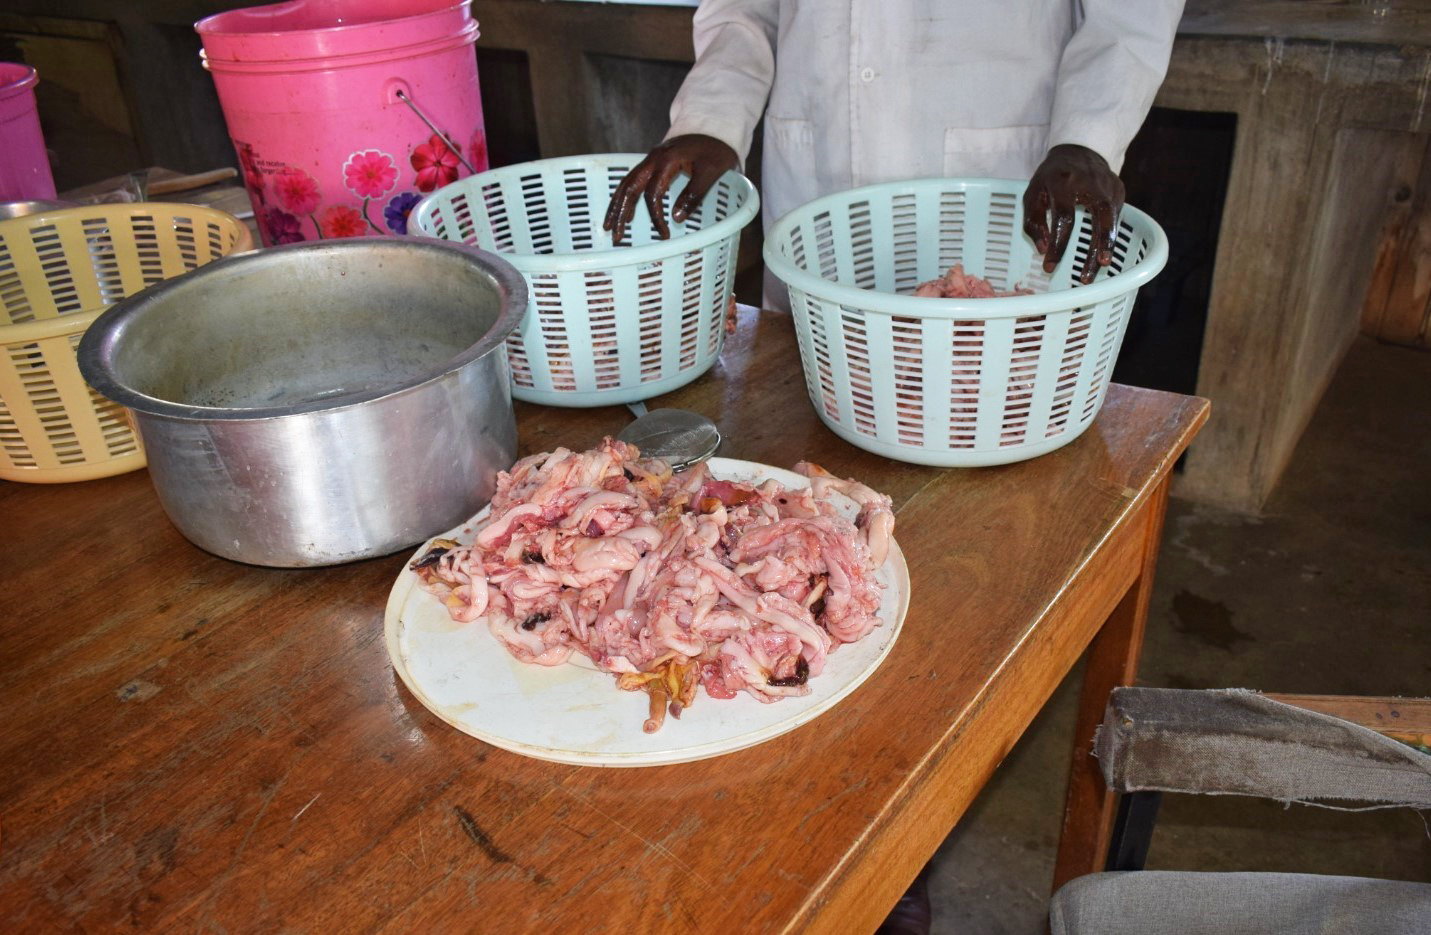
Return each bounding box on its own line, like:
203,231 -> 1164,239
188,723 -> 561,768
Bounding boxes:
785,393 -> 1211,933
1050,394 -> 1209,894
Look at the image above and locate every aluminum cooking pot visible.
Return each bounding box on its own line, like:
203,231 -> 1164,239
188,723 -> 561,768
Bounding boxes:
78,236 -> 527,567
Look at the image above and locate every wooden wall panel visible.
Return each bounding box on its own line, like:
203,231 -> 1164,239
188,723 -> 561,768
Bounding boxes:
1362,134 -> 1431,350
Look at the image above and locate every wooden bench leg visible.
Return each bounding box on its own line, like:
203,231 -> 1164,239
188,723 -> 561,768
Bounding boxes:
1050,475 -> 1172,893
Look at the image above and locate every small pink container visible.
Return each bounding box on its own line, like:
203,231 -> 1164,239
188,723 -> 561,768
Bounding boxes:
0,63 -> 58,202
196,0 -> 488,247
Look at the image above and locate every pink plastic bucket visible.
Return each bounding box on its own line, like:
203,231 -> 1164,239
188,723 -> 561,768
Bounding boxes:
196,0 -> 488,247
0,63 -> 57,201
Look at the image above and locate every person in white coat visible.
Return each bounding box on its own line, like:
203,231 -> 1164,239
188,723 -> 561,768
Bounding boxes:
605,0 -> 1185,289
604,4 -> 1184,931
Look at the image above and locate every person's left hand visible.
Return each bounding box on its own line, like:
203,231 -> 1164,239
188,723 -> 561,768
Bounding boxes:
1022,144 -> 1124,285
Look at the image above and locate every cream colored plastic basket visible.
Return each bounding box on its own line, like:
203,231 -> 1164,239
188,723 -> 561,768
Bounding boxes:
412,154 -> 759,407
763,178 -> 1168,467
0,203 -> 253,483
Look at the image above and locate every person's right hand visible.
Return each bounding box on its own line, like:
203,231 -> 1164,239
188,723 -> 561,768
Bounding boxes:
603,134 -> 739,245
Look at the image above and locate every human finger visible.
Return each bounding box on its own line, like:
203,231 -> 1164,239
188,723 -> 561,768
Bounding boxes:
603,162 -> 648,231
603,161 -> 654,245
607,186 -> 638,246
672,161 -> 725,223
1088,198 -> 1120,277
643,159 -> 686,241
1022,186 -> 1051,255
1044,194 -> 1077,274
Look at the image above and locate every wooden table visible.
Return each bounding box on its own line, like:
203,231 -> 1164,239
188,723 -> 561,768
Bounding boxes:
0,306 -> 1206,933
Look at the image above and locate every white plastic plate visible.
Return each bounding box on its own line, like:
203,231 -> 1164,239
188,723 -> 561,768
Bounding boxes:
383,457 -> 911,766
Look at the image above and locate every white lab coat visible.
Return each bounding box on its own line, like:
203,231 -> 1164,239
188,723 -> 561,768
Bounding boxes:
667,0 -> 1185,231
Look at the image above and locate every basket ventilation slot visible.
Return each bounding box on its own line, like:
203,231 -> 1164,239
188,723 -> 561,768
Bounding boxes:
985,193 -> 1019,290
890,193 -> 920,294
891,316 -> 924,445
949,319 -> 984,448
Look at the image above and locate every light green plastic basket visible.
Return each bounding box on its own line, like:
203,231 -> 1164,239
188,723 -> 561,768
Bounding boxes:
412,154 -> 759,407
763,177 -> 1168,467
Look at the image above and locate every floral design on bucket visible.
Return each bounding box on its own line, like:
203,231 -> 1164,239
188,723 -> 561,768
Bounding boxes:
236,127 -> 475,245
263,208 -> 305,244
411,133 -> 461,192
319,204 -> 367,239
343,150 -> 398,199
274,166 -> 322,216
384,192 -> 421,234
344,149 -> 400,233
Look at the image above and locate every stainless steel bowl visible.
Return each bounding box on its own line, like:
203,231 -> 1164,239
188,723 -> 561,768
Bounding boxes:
78,236 -> 527,567
0,199 -> 74,220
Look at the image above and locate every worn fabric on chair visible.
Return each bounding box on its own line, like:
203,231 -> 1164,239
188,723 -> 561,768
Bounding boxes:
1050,871 -> 1431,935
1094,688 -> 1431,807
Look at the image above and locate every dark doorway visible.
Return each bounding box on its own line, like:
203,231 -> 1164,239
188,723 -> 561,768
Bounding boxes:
1113,108 -> 1238,397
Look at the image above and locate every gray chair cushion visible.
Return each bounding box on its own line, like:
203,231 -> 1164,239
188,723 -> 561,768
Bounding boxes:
1050,871 -> 1431,935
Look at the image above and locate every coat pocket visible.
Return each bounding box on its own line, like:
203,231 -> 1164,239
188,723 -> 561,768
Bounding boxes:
762,114 -> 819,224
943,125 -> 1048,180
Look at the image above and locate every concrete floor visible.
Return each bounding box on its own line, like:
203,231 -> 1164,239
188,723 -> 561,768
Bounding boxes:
928,337 -> 1431,933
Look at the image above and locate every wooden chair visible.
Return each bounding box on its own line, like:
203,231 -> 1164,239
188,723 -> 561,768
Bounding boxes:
1049,688 -> 1431,935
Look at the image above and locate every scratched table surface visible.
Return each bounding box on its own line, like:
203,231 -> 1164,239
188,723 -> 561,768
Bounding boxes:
0,306 -> 1207,933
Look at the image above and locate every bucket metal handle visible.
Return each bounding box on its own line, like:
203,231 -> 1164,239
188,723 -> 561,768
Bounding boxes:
394,88 -> 477,175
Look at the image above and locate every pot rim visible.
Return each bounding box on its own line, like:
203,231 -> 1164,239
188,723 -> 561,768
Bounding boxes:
77,235 -> 528,422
